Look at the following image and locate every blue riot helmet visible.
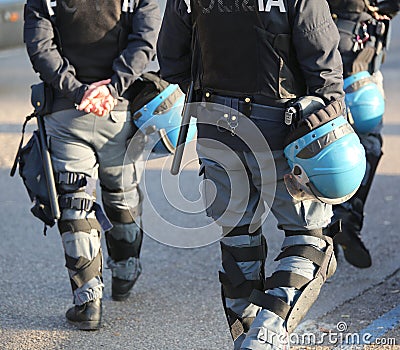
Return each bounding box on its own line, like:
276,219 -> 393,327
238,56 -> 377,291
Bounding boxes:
131,73 -> 196,155
284,114 -> 366,205
344,71 -> 385,134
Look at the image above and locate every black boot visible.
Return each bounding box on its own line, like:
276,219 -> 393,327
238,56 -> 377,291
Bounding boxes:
333,200 -> 371,268
66,298 -> 102,330
112,276 -> 139,301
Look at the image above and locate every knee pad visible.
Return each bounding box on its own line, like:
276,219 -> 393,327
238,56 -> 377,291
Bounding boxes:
59,218 -> 103,292
101,183 -> 143,224
249,222 -> 340,333
219,225 -> 267,341
105,221 -> 143,262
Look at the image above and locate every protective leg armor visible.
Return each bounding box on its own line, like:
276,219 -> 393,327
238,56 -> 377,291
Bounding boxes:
219,225 -> 267,348
247,222 -> 339,341
333,133 -> 382,267
105,220 -> 143,282
56,172 -> 104,305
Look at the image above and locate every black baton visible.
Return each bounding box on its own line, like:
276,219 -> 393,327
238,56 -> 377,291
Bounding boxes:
170,81 -> 195,175
37,114 -> 61,220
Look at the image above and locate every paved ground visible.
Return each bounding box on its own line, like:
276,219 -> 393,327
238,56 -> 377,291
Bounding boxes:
0,19 -> 399,350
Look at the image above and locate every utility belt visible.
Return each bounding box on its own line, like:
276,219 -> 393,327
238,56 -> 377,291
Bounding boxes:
202,93 -> 286,120
336,17 -> 389,52
197,92 -> 289,151
335,16 -> 391,74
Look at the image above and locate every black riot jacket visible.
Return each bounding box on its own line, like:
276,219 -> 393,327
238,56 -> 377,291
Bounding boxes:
24,0 -> 161,112
157,0 -> 344,107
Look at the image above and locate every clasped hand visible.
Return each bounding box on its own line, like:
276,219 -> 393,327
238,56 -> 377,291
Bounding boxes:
77,79 -> 118,117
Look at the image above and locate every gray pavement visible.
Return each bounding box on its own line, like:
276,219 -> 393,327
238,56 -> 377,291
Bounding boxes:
0,19 -> 399,350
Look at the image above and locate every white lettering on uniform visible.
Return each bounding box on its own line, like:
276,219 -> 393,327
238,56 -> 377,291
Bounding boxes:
183,0 -> 191,13
258,0 -> 286,12
122,0 -> 135,12
46,0 -> 56,16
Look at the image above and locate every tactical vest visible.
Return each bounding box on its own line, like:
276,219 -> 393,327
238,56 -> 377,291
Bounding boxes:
44,0 -> 130,84
328,0 -> 368,13
190,0 -> 306,104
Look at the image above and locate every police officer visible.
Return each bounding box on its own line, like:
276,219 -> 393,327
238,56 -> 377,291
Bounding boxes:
327,0 -> 400,268
24,0 -> 160,330
157,0 -> 348,348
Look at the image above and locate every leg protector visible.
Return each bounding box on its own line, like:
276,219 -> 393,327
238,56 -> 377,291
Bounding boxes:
105,220 -> 143,282
219,225 -> 267,343
59,218 -> 104,305
56,172 -> 104,305
333,142 -> 382,268
249,222 -> 340,333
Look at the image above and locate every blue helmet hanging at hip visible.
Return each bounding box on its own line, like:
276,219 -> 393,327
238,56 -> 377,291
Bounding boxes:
283,102 -> 366,205
131,72 -> 197,155
344,71 -> 385,134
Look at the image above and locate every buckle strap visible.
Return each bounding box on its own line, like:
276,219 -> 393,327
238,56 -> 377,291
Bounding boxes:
56,172 -> 87,186
59,197 -> 94,211
264,270 -> 310,290
65,251 -> 102,289
248,290 -> 290,321
275,245 -> 326,267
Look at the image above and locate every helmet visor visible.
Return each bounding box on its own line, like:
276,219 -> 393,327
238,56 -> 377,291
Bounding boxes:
284,166 -> 357,205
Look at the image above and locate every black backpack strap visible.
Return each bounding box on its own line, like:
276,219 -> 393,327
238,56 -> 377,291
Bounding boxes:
10,113 -> 36,177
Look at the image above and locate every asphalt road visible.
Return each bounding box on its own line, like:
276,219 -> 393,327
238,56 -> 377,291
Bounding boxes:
0,19 -> 399,350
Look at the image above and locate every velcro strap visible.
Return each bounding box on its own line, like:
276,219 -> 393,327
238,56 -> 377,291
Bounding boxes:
222,225 -> 261,237
248,290 -> 290,320
219,272 -> 264,299
275,245 -> 326,266
59,197 -> 93,211
58,218 -> 101,234
106,232 -> 141,261
65,251 -> 102,288
284,228 -> 324,238
221,248 -> 247,288
103,205 -> 135,224
221,241 -> 266,262
264,271 -> 310,290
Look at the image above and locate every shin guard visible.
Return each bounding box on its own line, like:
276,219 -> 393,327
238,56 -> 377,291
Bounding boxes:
219,226 -> 267,342
249,222 -> 340,333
